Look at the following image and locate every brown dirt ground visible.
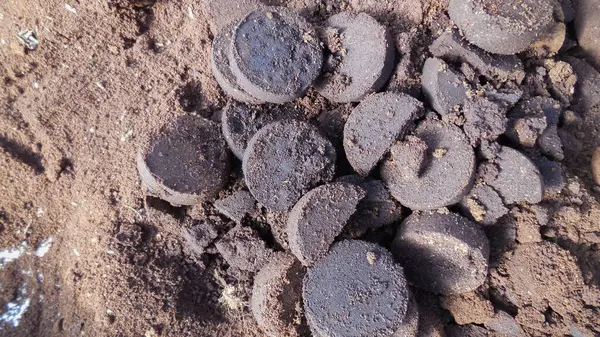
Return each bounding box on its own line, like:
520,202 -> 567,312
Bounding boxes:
0,0 -> 598,336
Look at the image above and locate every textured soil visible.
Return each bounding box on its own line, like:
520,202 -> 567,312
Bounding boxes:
0,0 -> 599,337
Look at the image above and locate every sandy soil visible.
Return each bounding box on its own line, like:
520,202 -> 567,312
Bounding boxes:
0,0 -> 598,336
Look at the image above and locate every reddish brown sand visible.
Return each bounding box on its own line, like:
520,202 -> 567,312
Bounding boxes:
0,0 -> 599,336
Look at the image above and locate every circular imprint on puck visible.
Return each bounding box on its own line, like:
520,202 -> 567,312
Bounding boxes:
251,253 -> 307,337
343,92 -> 423,176
392,212 -> 490,295
211,22 -> 263,104
448,0 -> 556,55
381,119 -> 476,210
303,240 -> 410,337
230,7 -> 323,103
487,146 -> 544,205
287,182 -> 366,266
315,12 -> 395,103
243,120 -> 336,212
136,115 -> 230,206
221,101 -> 300,159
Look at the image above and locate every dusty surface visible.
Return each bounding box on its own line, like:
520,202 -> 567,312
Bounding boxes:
0,0 -> 599,337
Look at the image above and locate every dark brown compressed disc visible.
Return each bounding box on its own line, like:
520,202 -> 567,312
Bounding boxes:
429,28 -> 525,83
381,119 -> 476,210
303,240 -> 410,337
487,146 -> 543,205
136,115 -> 230,206
230,7 -> 323,103
251,253 -> 308,337
315,12 -> 395,103
336,175 -> 403,236
221,101 -> 300,159
459,183 -> 508,226
343,92 -> 423,176
215,225 -> 273,272
211,23 -> 263,104
243,120 -> 336,212
448,0 -> 556,55
214,189 -> 256,224
286,182 -> 365,266
392,212 -> 490,295
422,57 -> 469,116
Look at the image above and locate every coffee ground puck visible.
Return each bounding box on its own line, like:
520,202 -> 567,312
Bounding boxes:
243,120 -> 336,212
230,7 -> 323,103
221,101 -> 300,159
422,57 -> 469,116
251,253 -> 307,337
392,212 -> 490,295
343,92 -> 423,176
287,182 -> 365,266
136,115 -> 230,206
487,146 -> 544,205
303,240 -> 410,337
449,0 -> 556,55
211,23 -> 263,104
315,12 -> 395,103
459,183 -> 508,225
381,119 -> 476,210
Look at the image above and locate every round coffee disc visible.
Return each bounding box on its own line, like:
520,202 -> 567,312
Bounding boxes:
137,115 -> 230,206
303,240 -> 410,337
243,120 -> 336,211
211,22 -> 263,104
315,12 -> 395,103
381,119 -> 476,210
392,212 -> 490,295
230,7 -> 323,103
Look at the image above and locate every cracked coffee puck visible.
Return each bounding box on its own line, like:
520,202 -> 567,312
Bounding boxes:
315,12 -> 395,103
221,101 -> 300,159
392,212 -> 490,295
381,119 -> 476,210
487,146 -> 544,205
449,0 -> 556,55
211,23 -> 263,104
243,120 -> 336,212
303,240 -> 410,337
251,253 -> 307,337
230,7 -> 323,103
343,92 -> 423,176
422,57 -> 469,116
459,183 -> 508,225
136,115 -> 230,206
287,182 -> 365,266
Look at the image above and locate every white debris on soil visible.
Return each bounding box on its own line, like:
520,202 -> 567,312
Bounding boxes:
72,248 -> 80,257
0,283 -> 30,328
35,237 -> 53,257
0,243 -> 27,269
64,4 -> 77,14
